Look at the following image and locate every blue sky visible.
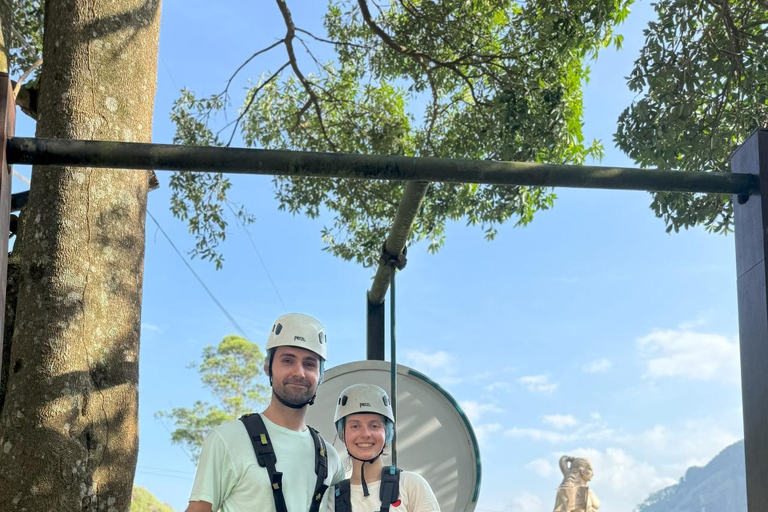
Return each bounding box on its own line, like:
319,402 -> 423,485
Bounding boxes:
13,1 -> 744,511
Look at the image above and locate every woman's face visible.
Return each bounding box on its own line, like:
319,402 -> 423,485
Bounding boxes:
580,466 -> 594,483
343,413 -> 387,460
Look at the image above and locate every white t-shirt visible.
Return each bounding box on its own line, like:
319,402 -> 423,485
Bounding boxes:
189,414 -> 345,512
326,471 -> 440,512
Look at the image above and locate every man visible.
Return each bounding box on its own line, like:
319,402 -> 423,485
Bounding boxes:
186,313 -> 345,512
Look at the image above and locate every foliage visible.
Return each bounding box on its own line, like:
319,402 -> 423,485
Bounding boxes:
156,335 -> 269,463
7,0 -> 43,76
172,0 -> 630,266
615,0 -> 768,235
131,487 -> 179,512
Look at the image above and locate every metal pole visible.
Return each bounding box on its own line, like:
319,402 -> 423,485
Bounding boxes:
389,269 -> 397,467
732,128 -> 768,512
6,137 -> 758,195
366,181 -> 430,358
366,298 -> 385,360
368,181 -> 429,305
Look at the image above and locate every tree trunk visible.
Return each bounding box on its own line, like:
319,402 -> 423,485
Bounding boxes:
0,0 -> 161,510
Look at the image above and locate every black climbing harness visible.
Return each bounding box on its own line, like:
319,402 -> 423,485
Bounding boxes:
334,465 -> 402,512
240,413 -> 329,512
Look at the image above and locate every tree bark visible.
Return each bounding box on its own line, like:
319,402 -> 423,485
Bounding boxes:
0,0 -> 161,510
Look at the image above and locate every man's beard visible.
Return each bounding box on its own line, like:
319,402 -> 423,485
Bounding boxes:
275,378 -> 315,405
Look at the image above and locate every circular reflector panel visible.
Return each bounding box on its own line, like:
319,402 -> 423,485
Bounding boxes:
306,360 -> 481,512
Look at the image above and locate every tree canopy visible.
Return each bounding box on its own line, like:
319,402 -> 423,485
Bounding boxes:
9,1 -> 768,266
615,0 -> 768,234
131,486 -> 179,512
156,335 -> 269,463
172,0 -> 630,267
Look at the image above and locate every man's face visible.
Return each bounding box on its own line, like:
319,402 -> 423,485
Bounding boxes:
269,346 -> 321,405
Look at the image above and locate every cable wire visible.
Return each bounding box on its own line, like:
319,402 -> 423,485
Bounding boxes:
146,209 -> 251,339
225,202 -> 288,311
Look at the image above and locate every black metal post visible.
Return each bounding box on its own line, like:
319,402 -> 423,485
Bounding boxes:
732,128 -> 768,512
366,294 -> 385,360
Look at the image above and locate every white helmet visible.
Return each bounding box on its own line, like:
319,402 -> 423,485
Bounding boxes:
334,383 -> 394,423
266,313 -> 327,361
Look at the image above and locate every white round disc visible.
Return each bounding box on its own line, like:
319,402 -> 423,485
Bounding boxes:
306,360 -> 481,512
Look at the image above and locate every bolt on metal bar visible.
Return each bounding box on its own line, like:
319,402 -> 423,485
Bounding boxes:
6,137 -> 759,195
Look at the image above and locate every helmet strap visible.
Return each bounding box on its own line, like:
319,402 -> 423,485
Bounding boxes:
347,449 -> 385,497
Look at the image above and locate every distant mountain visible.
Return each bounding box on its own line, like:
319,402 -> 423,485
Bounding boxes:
131,486 -> 179,512
635,440 -> 747,512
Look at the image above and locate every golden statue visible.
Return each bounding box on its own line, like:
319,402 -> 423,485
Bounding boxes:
553,456 -> 601,512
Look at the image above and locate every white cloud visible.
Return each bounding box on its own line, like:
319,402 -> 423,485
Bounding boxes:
582,358 -> 612,374
460,400 -> 504,423
502,414 -> 742,510
404,349 -> 457,374
504,491 -> 545,512
484,381 -> 513,392
677,316 -> 709,330
525,458 -> 556,478
542,414 -> 579,429
553,276 -> 581,284
636,329 -> 740,383
566,447 -> 677,512
633,420 -> 741,469
505,425 -> 616,444
141,323 -> 162,333
519,375 -> 558,393
506,427 -> 573,443
473,423 -> 502,445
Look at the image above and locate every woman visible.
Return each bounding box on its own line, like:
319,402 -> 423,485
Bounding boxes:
553,456 -> 601,512
328,383 -> 440,512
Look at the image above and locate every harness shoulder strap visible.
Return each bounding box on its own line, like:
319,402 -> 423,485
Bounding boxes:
334,479 -> 352,512
239,413 -> 288,512
308,426 -> 329,512
378,465 -> 401,512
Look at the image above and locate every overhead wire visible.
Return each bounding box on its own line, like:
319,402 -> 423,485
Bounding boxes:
157,53 -> 287,313
135,464 -> 195,481
225,201 -> 288,311
146,209 -> 251,339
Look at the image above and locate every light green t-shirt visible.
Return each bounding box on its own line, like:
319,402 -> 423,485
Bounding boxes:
189,415 -> 345,512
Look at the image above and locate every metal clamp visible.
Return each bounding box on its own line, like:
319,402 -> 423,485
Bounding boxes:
379,242 -> 407,270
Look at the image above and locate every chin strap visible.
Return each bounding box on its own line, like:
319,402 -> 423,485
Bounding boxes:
348,449 -> 384,497
273,389 -> 316,409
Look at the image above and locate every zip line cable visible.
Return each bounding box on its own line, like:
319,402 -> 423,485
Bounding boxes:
390,268 -> 398,467
134,469 -> 193,481
225,202 -> 288,311
146,209 -> 251,339
137,465 -> 195,475
155,54 -> 286,313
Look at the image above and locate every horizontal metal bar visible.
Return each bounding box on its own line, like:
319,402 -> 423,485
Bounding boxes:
6,137 -> 759,195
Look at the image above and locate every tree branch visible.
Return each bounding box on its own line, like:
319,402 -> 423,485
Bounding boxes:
217,61 -> 291,146
295,28 -> 370,49
221,39 -> 285,97
12,58 -> 42,99
275,0 -> 337,151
